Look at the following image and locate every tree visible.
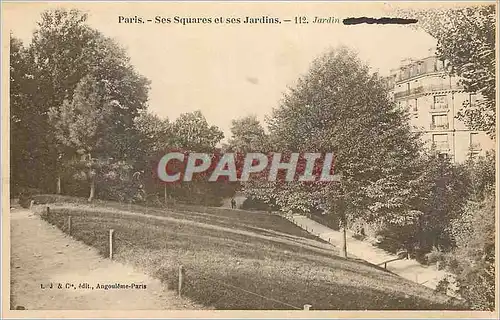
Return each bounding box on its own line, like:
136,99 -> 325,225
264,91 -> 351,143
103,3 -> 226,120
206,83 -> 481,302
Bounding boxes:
228,115 -> 268,152
381,153 -> 470,257
446,189 -> 495,310
398,5 -> 496,136
133,112 -> 173,203
226,115 -> 269,202
447,152 -> 495,310
49,75 -> 112,201
462,150 -> 495,201
424,151 -> 496,309
32,9 -> 151,201
27,9 -> 100,193
30,9 -> 97,109
262,46 -> 424,258
134,112 -> 172,155
171,111 -> 225,204
140,110 -> 228,206
11,9 -> 150,196
49,63 -> 148,201
10,35 -> 42,195
171,111 -> 224,151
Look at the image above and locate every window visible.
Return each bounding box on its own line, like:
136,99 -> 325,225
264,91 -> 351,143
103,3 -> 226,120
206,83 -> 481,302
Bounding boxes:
433,95 -> 448,110
431,114 -> 449,129
403,67 -> 410,80
432,134 -> 449,151
410,65 -> 418,77
416,62 -> 424,75
424,59 -> 434,73
470,133 -> 480,150
434,59 -> 444,71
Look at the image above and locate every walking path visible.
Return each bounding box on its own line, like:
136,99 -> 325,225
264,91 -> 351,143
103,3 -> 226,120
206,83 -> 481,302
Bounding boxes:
285,214 -> 453,292
9,207 -> 199,310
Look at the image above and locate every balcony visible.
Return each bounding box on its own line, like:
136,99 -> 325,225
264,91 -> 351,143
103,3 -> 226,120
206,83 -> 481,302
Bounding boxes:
393,83 -> 464,99
430,105 -> 449,112
394,86 -> 424,99
430,123 -> 450,130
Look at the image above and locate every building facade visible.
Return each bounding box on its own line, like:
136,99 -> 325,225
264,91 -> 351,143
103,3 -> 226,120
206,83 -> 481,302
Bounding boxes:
385,54 -> 494,163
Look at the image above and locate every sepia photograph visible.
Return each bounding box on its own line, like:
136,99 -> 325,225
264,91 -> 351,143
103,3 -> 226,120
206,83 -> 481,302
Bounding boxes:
1,1 -> 498,318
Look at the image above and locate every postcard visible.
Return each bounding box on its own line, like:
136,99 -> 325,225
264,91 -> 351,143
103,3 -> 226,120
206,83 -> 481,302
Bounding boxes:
2,1 -> 498,318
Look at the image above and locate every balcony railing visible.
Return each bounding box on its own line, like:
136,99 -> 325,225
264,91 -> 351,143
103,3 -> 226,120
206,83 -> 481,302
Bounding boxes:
431,103 -> 449,110
395,68 -> 445,83
394,83 -> 464,99
430,123 -> 450,130
394,86 -> 424,99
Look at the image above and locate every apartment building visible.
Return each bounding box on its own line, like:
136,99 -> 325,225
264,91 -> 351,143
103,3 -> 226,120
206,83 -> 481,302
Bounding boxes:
385,54 -> 495,163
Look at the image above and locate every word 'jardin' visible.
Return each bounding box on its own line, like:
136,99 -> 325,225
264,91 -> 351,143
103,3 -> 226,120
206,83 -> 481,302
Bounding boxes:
157,152 -> 341,182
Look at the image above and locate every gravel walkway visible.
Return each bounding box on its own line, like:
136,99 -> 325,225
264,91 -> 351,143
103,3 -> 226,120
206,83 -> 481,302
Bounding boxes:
10,207 -> 199,310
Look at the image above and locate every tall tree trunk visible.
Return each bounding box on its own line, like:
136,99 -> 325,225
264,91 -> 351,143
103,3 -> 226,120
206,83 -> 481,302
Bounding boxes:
87,153 -> 95,202
341,213 -> 348,258
88,176 -> 95,202
56,176 -> 61,194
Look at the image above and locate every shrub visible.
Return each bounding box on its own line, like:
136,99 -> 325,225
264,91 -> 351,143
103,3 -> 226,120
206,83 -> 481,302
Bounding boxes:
436,190 -> 496,310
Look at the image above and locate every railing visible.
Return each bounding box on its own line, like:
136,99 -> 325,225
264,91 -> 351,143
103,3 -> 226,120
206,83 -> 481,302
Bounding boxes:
430,123 -> 449,130
394,83 -> 464,99
430,103 -> 449,111
377,251 -> 409,270
394,86 -> 424,99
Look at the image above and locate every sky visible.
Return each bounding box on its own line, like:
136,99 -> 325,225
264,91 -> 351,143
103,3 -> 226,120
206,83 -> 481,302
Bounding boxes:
5,2 -> 438,141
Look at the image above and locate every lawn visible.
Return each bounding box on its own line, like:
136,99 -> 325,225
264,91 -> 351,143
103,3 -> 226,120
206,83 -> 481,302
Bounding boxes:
35,195 -> 463,310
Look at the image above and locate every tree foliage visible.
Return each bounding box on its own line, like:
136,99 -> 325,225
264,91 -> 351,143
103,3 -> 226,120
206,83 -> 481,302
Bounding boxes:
425,152 -> 495,310
446,190 -> 495,310
228,115 -> 268,152
134,112 -> 172,156
245,47 -> 426,256
10,35 -> 47,195
171,110 -> 224,151
11,9 -> 150,201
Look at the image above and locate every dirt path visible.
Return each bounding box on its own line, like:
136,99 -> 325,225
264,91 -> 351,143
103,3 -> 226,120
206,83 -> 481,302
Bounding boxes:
10,207 -> 200,310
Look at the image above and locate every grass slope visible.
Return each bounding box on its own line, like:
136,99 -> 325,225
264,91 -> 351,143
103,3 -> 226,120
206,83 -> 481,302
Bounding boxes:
34,195 -> 462,310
